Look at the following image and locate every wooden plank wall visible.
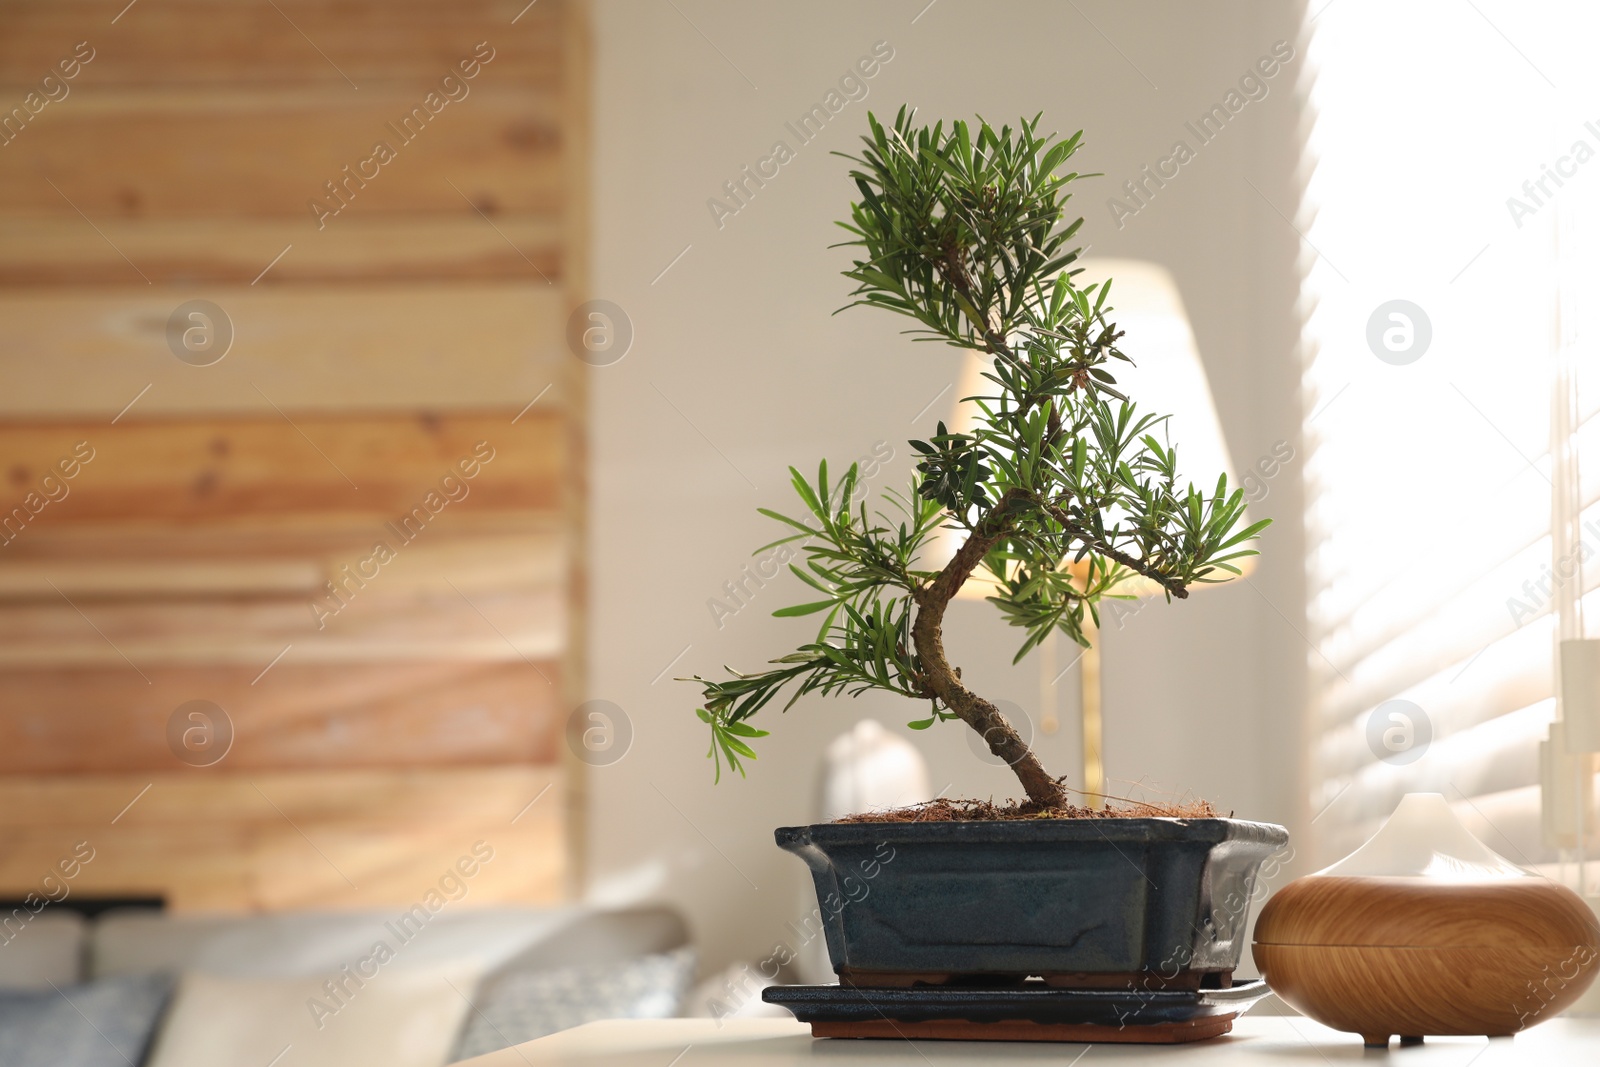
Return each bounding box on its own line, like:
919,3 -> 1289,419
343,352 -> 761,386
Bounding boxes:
0,0 -> 585,909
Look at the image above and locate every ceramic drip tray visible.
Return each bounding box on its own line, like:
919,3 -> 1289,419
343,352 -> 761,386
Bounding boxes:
763,978 -> 1274,1043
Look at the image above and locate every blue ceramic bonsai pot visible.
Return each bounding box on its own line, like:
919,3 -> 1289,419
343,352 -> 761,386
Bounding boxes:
778,817 -> 1289,988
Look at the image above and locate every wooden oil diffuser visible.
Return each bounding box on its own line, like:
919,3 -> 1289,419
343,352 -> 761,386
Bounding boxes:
1253,792 -> 1600,1048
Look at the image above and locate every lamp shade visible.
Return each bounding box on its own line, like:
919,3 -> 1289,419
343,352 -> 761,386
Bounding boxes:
1071,259 -> 1235,497
940,259 -> 1244,599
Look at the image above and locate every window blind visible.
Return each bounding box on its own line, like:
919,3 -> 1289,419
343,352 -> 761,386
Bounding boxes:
1301,0 -> 1600,872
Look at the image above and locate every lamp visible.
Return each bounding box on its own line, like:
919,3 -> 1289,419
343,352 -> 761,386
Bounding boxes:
944,259 -> 1241,805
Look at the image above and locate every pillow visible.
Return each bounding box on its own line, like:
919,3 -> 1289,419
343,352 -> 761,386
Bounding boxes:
0,911 -> 87,991
91,908 -> 583,980
451,947 -> 695,1060
145,968 -> 475,1067
0,972 -> 173,1067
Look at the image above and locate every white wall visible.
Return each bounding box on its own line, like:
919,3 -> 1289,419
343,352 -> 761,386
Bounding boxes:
587,0 -> 1309,976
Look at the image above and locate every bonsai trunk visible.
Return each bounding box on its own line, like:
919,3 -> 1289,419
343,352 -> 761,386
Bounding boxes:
911,490 -> 1068,809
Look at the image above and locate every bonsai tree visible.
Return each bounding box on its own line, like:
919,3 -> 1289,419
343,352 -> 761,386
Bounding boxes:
687,109 -> 1267,811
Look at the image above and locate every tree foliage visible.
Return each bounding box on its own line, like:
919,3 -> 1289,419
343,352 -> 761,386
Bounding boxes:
685,109 -> 1268,797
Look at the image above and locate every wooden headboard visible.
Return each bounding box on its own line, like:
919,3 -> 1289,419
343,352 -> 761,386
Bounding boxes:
0,0 -> 587,910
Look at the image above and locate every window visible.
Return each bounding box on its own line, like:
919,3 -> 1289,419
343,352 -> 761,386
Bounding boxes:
1301,0 -> 1599,882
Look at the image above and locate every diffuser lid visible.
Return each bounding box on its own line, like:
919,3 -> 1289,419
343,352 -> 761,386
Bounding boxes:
1314,792 -> 1527,880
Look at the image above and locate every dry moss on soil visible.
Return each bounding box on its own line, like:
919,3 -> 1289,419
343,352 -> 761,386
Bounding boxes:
836,796 -> 1224,823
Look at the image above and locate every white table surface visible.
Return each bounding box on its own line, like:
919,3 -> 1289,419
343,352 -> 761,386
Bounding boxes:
453,1016 -> 1600,1065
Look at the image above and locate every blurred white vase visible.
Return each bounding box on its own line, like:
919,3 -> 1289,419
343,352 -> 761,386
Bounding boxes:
815,719 -> 932,822
795,720 -> 932,984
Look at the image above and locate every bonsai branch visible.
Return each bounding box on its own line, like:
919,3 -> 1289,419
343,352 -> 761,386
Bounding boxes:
1035,498 -> 1189,600
936,249 -> 1021,367
911,489 -> 1068,809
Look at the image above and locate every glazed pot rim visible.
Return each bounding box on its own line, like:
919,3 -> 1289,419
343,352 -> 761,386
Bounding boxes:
778,816 -> 1288,847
